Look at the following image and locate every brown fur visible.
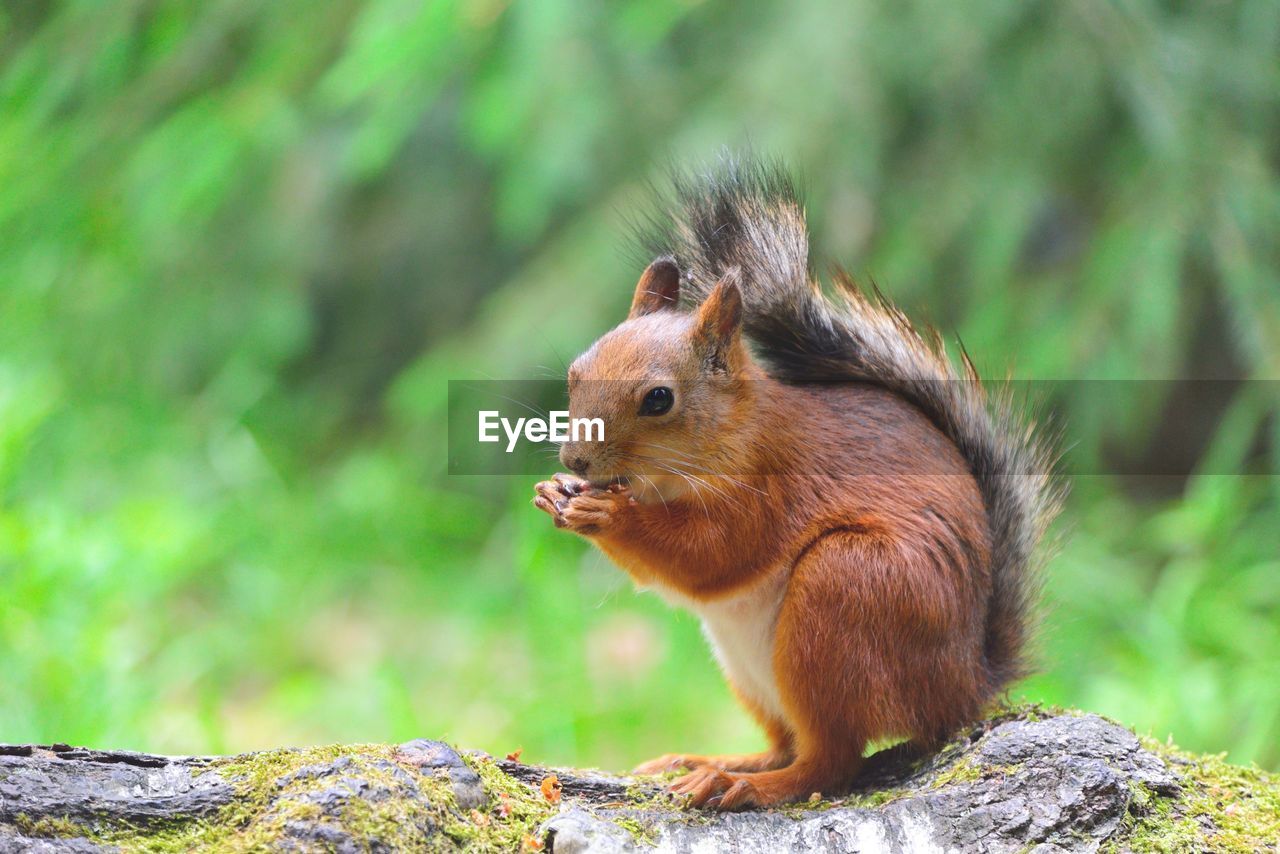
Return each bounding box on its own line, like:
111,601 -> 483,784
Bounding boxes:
534,265 -> 1003,809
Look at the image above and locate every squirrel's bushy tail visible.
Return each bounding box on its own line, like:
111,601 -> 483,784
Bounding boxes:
637,153 -> 1063,689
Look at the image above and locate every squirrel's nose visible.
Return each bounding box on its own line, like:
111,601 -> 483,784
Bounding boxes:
566,456 -> 590,475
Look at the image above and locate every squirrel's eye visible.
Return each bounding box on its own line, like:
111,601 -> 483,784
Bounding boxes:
639,386 -> 674,416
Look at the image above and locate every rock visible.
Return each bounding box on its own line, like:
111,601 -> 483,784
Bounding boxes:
543,807 -> 640,854
0,743 -> 232,824
0,707 -> 1274,852
395,739 -> 487,810
0,825 -> 108,853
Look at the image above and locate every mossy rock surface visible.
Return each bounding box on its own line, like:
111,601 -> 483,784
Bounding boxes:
1,706 -> 1276,852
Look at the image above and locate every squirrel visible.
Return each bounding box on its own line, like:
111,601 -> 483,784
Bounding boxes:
531,155 -> 1062,811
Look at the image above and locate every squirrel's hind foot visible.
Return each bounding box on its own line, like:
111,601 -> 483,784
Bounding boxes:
666,766 -> 808,811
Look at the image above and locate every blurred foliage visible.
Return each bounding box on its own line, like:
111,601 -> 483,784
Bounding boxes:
0,0 -> 1277,774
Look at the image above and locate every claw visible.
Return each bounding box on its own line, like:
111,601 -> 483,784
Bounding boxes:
716,779 -> 761,811
552,472 -> 587,495
534,473 -> 631,535
669,767 -> 736,808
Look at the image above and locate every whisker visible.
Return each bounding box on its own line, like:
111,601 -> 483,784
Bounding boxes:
534,329 -> 570,377
635,441 -> 768,495
634,472 -> 671,515
619,451 -> 755,508
456,381 -> 553,422
616,453 -> 734,518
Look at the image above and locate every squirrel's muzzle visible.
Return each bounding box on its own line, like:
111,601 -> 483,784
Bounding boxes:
560,442 -> 593,476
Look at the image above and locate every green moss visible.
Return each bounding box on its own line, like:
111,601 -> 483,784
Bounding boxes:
775,795 -> 838,818
623,778 -> 683,808
928,757 -> 984,788
12,814 -> 83,839
9,743 -> 564,853
971,703 -> 1280,851
1113,779 -> 1202,853
85,744 -> 438,852
843,787 -> 906,809
8,709 -> 1276,852
1113,735 -> 1280,853
613,815 -> 659,846
451,754 -> 558,852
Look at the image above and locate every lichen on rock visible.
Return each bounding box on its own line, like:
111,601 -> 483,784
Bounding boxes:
1,706 -> 1276,852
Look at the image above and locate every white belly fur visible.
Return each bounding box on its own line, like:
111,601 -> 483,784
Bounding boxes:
645,570 -> 790,723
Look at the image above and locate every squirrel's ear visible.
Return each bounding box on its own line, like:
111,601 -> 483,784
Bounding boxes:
628,257 -> 681,318
693,273 -> 743,372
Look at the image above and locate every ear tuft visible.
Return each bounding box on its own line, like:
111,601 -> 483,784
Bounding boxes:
694,272 -> 744,372
628,257 -> 681,318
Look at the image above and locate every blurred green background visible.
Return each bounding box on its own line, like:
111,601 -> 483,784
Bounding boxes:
1,0 -> 1278,774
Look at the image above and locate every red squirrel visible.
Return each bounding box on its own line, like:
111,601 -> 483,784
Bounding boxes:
532,156 -> 1061,810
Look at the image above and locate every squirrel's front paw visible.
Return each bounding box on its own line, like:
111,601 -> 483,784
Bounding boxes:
532,473 -> 586,528
533,474 -> 633,536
